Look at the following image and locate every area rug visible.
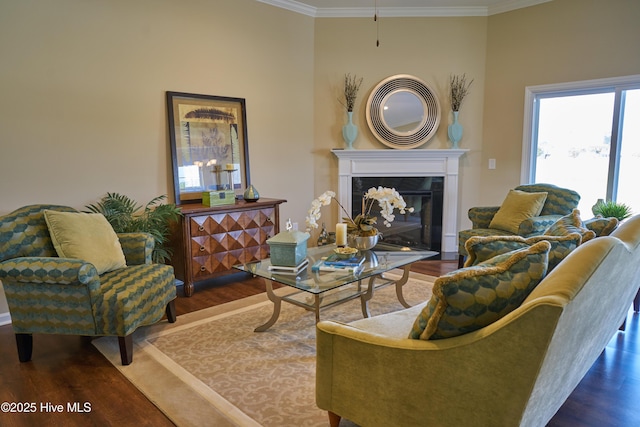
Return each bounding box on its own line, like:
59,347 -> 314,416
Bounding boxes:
93,271 -> 436,427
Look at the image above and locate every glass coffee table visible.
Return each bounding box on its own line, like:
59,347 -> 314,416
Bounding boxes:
234,243 -> 437,332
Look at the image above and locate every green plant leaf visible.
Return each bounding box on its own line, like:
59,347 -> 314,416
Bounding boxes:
85,193 -> 182,263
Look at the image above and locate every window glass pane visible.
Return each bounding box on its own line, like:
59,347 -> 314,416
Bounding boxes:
534,92 -> 615,214
617,89 -> 640,216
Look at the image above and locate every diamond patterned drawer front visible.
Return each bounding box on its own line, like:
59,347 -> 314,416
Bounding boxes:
168,198 -> 286,297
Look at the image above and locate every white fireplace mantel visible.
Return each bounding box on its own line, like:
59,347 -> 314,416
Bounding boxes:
332,149 -> 468,254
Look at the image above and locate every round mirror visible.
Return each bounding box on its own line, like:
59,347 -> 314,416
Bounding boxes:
382,90 -> 425,134
366,74 -> 441,149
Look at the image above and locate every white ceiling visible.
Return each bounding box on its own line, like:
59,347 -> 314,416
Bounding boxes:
256,0 -> 553,17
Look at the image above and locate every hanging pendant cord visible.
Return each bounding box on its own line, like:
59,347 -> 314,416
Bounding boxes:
374,0 -> 379,47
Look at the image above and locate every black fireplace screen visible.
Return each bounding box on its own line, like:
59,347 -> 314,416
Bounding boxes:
351,176 -> 443,251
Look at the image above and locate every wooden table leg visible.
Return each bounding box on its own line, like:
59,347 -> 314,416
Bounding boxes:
254,278 -> 282,332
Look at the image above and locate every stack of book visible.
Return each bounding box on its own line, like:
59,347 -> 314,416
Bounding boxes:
311,252 -> 365,273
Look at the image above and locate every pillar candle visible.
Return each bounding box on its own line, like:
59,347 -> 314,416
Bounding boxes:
336,223 -> 347,247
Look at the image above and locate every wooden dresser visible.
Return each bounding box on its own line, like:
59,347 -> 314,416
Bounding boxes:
169,198 -> 286,296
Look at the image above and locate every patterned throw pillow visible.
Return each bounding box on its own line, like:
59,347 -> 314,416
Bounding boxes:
583,216 -> 619,236
544,209 -> 596,243
489,190 -> 548,234
409,241 -> 550,340
464,233 -> 582,272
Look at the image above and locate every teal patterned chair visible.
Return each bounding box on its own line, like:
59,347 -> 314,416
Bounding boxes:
0,205 -> 177,365
458,184 -> 581,267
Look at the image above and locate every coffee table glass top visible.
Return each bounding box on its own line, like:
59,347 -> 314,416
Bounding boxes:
234,243 -> 438,295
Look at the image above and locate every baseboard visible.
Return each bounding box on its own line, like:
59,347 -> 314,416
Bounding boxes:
0,311 -> 12,326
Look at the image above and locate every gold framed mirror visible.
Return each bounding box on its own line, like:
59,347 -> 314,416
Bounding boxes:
365,74 -> 441,149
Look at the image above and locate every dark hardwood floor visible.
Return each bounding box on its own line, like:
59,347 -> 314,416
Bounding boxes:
0,258 -> 638,426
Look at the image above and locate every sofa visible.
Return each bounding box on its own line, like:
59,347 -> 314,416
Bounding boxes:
316,214 -> 640,427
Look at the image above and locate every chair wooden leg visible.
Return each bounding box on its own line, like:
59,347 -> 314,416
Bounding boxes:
328,411 -> 341,427
166,299 -> 177,323
458,254 -> 465,269
118,335 -> 133,365
634,289 -> 640,312
15,333 -> 33,362
619,319 -> 626,331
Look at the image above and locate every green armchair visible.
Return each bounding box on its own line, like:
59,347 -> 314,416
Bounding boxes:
458,184 -> 580,267
0,205 -> 177,365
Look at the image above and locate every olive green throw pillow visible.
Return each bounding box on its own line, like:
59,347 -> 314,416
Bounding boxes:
409,241 -> 550,340
44,210 -> 127,275
464,233 -> 582,272
489,190 -> 548,234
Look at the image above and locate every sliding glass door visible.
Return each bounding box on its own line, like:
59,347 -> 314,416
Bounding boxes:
523,76 -> 640,217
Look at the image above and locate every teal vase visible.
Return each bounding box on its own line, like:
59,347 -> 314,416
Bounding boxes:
243,184 -> 260,202
448,111 -> 463,148
342,111 -> 358,150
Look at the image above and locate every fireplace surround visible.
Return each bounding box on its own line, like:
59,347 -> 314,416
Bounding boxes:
332,149 -> 468,254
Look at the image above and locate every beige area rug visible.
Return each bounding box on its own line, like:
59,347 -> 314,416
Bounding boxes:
93,271 -> 436,427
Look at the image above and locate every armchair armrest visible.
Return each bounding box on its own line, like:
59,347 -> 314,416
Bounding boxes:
518,215 -> 562,237
0,257 -> 100,287
468,206 -> 500,229
117,233 -> 154,265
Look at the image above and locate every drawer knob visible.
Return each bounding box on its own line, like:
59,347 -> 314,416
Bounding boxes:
200,246 -> 205,252
200,266 -> 206,272
198,226 -> 205,232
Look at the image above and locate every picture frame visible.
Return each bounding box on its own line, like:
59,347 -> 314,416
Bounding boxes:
166,91 -> 250,204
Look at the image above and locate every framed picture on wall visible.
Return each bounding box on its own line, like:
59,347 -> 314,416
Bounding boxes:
166,91 -> 250,204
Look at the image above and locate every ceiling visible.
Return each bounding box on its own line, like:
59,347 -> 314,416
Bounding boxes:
256,0 -> 553,17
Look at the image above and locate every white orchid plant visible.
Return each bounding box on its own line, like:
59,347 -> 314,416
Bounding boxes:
305,187 -> 414,237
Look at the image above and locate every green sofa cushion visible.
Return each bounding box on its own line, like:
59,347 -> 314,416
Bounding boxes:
544,209 -> 596,242
489,190 -> 548,234
409,241 -> 550,340
464,233 -> 582,272
44,210 -> 127,275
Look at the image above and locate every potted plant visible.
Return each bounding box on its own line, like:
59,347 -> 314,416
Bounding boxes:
592,199 -> 633,221
305,187 -> 414,250
85,193 -> 182,263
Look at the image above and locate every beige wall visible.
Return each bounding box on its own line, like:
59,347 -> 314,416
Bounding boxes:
313,16 -> 488,228
0,0 -> 315,317
481,0 -> 640,206
1,0 -> 639,318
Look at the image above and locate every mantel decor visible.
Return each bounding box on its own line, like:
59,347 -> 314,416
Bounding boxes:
166,92 -> 250,205
339,73 -> 363,150
448,74 -> 473,148
365,74 -> 441,150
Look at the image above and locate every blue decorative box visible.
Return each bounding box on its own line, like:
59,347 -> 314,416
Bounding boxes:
267,229 -> 310,267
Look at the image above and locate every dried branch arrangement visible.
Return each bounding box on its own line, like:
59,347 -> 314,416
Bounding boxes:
449,74 -> 474,112
340,73 -> 363,112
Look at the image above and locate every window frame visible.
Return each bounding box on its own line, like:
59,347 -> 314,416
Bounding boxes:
521,74 -> 640,201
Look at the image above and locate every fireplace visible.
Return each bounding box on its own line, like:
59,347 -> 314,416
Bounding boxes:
332,149 -> 467,254
351,176 -> 443,251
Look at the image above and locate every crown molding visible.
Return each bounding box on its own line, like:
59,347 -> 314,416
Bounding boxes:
256,0 -> 552,18
487,0 -> 552,15
255,0 -> 317,17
